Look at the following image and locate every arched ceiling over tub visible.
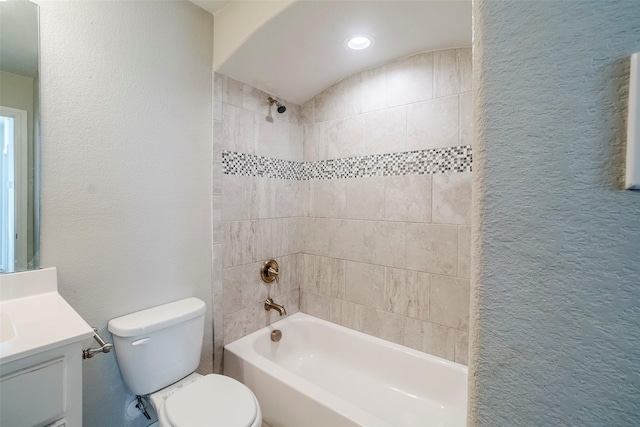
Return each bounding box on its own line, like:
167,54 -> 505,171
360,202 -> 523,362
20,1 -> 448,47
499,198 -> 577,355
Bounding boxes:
201,0 -> 471,105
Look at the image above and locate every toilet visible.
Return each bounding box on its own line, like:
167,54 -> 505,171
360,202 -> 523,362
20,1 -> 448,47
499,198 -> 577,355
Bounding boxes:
108,298 -> 262,427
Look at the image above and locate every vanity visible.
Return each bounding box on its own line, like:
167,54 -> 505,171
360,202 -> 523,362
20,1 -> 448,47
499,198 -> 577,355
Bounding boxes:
0,268 -> 93,427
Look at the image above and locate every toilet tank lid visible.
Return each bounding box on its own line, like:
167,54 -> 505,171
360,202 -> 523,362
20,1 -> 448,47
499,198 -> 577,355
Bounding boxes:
108,298 -> 206,338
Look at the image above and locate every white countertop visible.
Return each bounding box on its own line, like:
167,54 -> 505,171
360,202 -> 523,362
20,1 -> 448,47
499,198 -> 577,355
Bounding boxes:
0,268 -> 94,365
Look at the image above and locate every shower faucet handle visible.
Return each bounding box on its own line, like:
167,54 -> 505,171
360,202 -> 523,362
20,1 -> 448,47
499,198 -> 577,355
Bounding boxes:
260,259 -> 279,284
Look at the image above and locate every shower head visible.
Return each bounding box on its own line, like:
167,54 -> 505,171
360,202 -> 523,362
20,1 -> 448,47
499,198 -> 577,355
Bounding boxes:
268,97 -> 286,114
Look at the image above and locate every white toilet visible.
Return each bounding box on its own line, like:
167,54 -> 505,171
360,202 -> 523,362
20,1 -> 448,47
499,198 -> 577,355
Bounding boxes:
108,298 -> 262,427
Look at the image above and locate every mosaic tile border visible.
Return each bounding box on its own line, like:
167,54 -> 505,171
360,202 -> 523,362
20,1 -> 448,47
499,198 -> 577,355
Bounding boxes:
222,146 -> 472,180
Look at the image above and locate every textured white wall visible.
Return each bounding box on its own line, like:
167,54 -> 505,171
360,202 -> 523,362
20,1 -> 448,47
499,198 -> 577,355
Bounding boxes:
471,1 -> 640,425
39,2 -> 213,426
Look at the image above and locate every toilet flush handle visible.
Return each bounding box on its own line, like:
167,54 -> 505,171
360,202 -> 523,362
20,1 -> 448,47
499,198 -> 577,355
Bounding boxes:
131,338 -> 152,346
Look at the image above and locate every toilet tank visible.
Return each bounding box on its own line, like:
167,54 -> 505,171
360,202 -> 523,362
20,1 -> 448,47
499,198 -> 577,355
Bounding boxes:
108,298 -> 206,395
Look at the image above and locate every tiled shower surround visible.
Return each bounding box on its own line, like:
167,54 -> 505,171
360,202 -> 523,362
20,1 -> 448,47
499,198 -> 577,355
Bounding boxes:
213,48 -> 472,371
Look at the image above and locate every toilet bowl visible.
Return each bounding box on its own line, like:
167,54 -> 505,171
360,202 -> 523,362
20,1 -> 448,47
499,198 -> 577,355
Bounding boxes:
150,373 -> 261,427
108,298 -> 262,427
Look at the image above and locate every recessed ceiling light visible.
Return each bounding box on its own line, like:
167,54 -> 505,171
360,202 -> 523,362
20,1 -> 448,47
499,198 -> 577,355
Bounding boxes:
346,35 -> 373,51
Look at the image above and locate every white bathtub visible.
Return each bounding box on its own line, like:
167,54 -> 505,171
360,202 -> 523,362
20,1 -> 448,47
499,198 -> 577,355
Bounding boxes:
224,313 -> 467,427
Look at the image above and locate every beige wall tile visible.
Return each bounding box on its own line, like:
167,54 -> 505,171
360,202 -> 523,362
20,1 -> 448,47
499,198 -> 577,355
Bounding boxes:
301,100 -> 314,126
258,117 -> 290,160
385,174 -> 432,222
339,300 -> 364,332
432,171 -> 472,225
434,49 -> 462,98
300,291 -> 332,321
459,48 -> 472,93
455,329 -> 469,365
385,268 -> 430,320
326,115 -> 366,159
458,226 -> 471,278
345,177 -> 385,220
362,308 -> 405,345
242,84 -> 269,115
312,179 -> 347,218
303,124 -> 319,162
345,73 -> 363,116
222,262 -> 268,314
429,323 -> 456,361
404,319 -> 455,361
303,217 -> 331,256
459,92 -> 473,146
364,106 -> 407,155
345,261 -> 386,309
223,303 -> 260,345
222,175 -> 255,221
223,76 -> 243,107
258,218 -> 290,260
288,123 -> 304,162
386,52 -> 434,108
213,292 -> 223,342
406,223 -> 458,275
361,65 -> 386,113
212,196 -> 222,243
430,275 -> 470,330
222,220 -> 258,268
212,244 -> 222,293
254,178 -> 274,219
301,254 -> 345,298
361,221 -> 406,268
314,81 -> 346,123
213,339 -> 223,374
407,95 -> 459,150
223,104 -> 257,153
213,72 -> 223,121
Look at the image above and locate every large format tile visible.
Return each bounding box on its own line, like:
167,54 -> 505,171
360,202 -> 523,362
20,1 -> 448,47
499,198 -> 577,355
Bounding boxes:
361,65 -> 386,113
458,225 -> 471,279
213,72 -> 223,121
434,49 -> 462,98
223,75 -> 243,107
257,218 -> 291,260
406,223 -> 458,275
325,115 -> 366,159
314,81 -> 346,123
345,261 -> 386,310
223,104 -> 257,154
361,221 -> 406,268
385,52 -> 433,108
403,319 -> 455,361
222,262 -> 268,314
362,307 -> 405,345
385,174 -> 432,222
432,171 -> 472,225
302,254 -> 345,298
407,95 -> 459,150
385,268 -> 430,320
258,117 -> 290,160
459,92 -> 473,147
430,275 -> 470,330
364,106 -> 407,155
345,177 -> 385,220
455,329 -> 469,365
222,220 -> 258,268
312,179 -> 347,218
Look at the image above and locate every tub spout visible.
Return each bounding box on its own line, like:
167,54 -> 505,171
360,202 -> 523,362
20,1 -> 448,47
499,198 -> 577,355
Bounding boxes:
264,298 -> 287,316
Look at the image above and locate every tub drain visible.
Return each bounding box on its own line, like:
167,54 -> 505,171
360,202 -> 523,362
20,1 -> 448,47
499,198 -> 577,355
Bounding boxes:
271,329 -> 282,342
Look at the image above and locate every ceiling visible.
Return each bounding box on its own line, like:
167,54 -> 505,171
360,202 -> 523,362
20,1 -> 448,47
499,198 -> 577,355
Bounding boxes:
198,1 -> 472,105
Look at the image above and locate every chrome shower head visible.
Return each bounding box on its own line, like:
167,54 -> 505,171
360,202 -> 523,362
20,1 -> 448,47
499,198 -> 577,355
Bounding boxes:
268,97 -> 286,114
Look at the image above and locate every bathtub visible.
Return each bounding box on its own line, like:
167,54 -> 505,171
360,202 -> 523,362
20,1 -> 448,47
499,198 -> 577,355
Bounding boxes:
224,313 -> 467,427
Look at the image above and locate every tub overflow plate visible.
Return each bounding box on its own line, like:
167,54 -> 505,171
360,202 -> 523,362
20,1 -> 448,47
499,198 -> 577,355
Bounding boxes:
271,329 -> 282,342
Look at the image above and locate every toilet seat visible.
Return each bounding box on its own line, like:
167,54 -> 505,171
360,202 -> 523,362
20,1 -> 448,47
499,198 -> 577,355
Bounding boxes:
159,375 -> 260,427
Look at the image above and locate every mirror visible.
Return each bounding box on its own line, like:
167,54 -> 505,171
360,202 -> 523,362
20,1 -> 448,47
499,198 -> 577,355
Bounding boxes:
0,0 -> 39,273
